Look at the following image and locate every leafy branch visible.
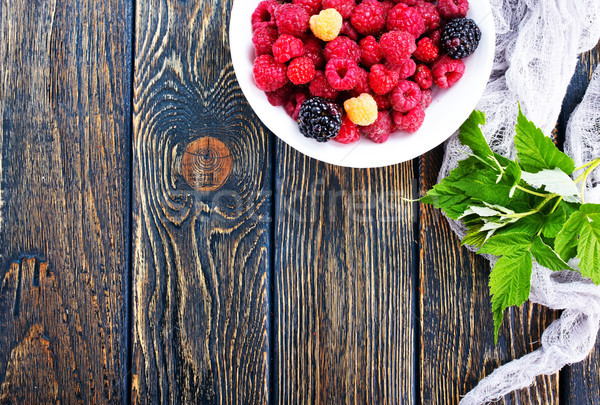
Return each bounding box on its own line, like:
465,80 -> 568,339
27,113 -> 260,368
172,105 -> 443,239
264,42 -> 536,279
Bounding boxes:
421,106 -> 600,343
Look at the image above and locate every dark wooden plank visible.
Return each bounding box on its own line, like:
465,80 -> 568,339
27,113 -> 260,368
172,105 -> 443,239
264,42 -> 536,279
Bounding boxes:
0,0 -> 132,403
562,43 -> 600,405
274,149 -> 417,404
419,146 -> 559,404
130,0 -> 272,403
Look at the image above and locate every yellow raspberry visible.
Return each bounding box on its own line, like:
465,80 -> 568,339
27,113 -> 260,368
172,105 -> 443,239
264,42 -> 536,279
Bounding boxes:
344,94 -> 378,126
309,9 -> 343,42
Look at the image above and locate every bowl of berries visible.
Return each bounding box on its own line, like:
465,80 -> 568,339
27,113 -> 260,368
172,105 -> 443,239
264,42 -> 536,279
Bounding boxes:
230,0 -> 495,168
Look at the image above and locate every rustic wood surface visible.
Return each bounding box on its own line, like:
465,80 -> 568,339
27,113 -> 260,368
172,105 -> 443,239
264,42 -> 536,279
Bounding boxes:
0,0 -> 132,403
419,147 -> 560,405
0,0 -> 599,403
130,0 -> 271,403
274,152 -> 417,403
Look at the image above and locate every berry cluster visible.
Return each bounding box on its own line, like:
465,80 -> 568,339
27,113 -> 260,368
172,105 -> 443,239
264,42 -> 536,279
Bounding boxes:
251,0 -> 480,144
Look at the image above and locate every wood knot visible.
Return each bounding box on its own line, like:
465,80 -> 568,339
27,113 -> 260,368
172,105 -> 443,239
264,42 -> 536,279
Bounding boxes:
181,137 -> 232,191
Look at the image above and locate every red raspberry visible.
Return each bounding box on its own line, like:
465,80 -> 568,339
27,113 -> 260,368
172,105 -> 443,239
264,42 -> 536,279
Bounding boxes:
362,110 -> 394,143
252,26 -> 279,56
324,36 -> 361,63
413,64 -> 433,89
253,55 -> 288,91
393,105 -> 425,132
272,35 -> 305,64
350,0 -> 386,36
288,56 -> 316,84
437,0 -> 469,20
420,88 -> 433,108
432,56 -> 465,88
275,4 -> 310,37
373,94 -> 393,110
369,64 -> 400,95
429,29 -> 442,48
359,36 -> 382,68
283,89 -> 308,121
340,21 -> 359,41
322,0 -> 356,19
334,115 -> 361,143
391,80 -> 422,112
350,67 -> 370,97
413,37 -> 439,63
325,58 -> 360,90
385,58 -> 416,79
309,70 -> 339,99
252,0 -> 279,31
379,0 -> 396,15
379,31 -> 416,65
266,84 -> 293,106
387,4 -> 426,38
284,89 -> 309,120
303,36 -> 326,69
293,0 -> 323,16
393,0 -> 417,5
413,1 -> 441,32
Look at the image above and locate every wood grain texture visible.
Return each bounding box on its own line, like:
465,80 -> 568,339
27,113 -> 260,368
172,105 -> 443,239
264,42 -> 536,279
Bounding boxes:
419,147 -> 559,404
0,0 -> 131,402
131,0 -> 272,403
562,44 -> 600,405
274,148 -> 417,404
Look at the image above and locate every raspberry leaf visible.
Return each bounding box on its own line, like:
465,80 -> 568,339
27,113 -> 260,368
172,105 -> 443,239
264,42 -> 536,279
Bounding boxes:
531,236 -> 573,271
521,169 -> 580,202
459,110 -> 493,159
577,219 -> 600,284
514,105 -> 575,175
453,167 -> 515,206
541,206 -> 566,239
478,233 -> 533,256
490,252 -> 533,344
420,182 -> 472,220
555,211 -> 586,262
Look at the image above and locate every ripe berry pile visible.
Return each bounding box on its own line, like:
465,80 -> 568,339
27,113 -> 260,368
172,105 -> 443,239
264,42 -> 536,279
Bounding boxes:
251,0 -> 480,144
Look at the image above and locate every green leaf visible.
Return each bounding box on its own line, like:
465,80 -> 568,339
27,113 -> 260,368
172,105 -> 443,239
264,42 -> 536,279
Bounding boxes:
462,228 -> 488,248
521,169 -> 580,201
580,204 -> 600,215
542,206 -> 566,239
420,156 -> 484,219
577,220 -> 600,284
459,110 -> 493,159
495,213 -> 545,236
453,167 -> 515,206
504,160 -> 522,195
514,106 -> 575,175
479,233 -> 533,256
531,236 -> 573,271
490,253 -> 533,344
555,211 -> 585,262
421,183 -> 472,220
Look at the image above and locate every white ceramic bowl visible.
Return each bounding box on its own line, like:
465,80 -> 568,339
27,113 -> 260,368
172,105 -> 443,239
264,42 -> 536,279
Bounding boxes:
230,0 -> 495,168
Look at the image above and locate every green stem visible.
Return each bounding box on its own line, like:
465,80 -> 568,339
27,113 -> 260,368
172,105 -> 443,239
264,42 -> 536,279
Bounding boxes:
550,196 -> 563,214
514,184 -> 552,198
534,193 -> 558,211
574,158 -> 600,173
574,158 -> 600,203
503,210 -> 537,219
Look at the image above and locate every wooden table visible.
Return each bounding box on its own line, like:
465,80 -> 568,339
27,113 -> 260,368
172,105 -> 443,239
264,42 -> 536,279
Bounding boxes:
0,1 -> 598,403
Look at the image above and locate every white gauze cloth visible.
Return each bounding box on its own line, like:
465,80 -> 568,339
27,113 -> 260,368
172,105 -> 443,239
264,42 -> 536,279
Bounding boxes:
435,0 -> 600,403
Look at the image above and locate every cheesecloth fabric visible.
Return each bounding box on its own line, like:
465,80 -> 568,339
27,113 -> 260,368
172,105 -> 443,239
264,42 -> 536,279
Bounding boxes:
434,1 -> 600,403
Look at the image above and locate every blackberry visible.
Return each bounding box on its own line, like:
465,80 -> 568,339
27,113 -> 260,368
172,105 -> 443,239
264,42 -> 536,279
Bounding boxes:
297,97 -> 343,142
441,18 -> 481,60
